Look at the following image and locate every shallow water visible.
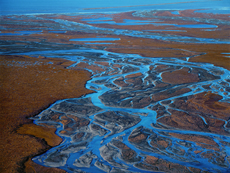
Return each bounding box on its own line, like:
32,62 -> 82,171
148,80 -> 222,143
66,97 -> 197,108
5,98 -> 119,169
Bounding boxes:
50,18 -> 229,44
85,19 -> 218,29
1,1 -> 230,172
1,0 -> 230,15
27,47 -> 230,173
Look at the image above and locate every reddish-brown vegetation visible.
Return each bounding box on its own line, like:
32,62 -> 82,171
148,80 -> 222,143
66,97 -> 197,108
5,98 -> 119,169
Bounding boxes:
0,55 -> 93,172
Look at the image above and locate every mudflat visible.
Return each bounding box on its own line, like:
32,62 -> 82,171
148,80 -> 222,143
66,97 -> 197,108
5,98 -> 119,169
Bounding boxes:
0,55 -> 92,172
0,7 -> 230,173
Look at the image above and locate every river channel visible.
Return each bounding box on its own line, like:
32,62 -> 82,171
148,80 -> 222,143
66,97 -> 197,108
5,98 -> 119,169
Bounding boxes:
27,47 -> 230,173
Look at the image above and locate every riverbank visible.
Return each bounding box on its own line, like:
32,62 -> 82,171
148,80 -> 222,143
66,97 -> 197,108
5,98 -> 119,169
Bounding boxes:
1,7 -> 229,172
0,55 -> 93,172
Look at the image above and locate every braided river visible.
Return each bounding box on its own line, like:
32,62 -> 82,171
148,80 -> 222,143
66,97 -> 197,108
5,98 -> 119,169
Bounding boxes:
1,2 -> 230,172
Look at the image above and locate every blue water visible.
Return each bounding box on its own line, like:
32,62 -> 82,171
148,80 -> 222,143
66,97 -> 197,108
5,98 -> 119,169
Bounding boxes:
176,24 -> 218,28
195,7 -> 230,14
86,19 -> 218,28
48,31 -> 67,33
171,11 -> 180,15
1,0 -> 230,172
28,47 -> 230,173
84,43 -> 115,44
222,53 -> 230,58
51,18 -> 229,44
1,0 -> 230,15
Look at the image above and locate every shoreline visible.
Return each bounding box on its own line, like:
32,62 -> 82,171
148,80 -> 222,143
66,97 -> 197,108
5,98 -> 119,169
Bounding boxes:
1,8 -> 229,172
0,55 -> 93,172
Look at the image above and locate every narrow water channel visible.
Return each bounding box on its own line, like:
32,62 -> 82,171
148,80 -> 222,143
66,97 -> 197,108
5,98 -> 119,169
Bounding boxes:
30,48 -> 230,173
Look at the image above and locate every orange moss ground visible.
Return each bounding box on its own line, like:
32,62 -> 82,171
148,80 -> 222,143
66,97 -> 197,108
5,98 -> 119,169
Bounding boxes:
0,55 -> 93,172
1,9 -> 229,70
158,92 -> 230,136
44,11 -> 229,70
56,10 -> 229,39
161,67 -> 199,84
